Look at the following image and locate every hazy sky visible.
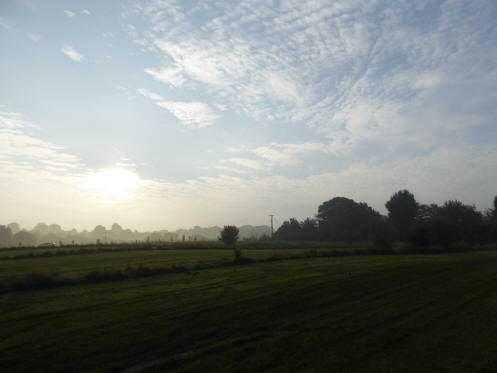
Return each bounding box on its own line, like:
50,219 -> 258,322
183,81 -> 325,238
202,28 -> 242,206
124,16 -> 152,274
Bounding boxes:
1,0 -> 496,231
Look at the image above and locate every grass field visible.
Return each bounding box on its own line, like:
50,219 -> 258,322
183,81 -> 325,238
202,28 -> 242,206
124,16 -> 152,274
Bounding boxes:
0,248 -> 322,283
2,250 -> 497,372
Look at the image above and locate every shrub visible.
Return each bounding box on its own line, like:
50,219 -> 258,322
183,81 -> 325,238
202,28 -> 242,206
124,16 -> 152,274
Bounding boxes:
219,225 -> 239,245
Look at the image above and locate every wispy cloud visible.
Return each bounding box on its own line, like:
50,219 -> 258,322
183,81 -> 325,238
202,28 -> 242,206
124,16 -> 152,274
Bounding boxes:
61,45 -> 84,62
0,110 -> 84,176
82,9 -> 91,16
63,10 -> 75,18
252,143 -> 330,166
225,158 -> 265,170
138,88 -> 219,128
223,142 -> 332,171
26,32 -> 42,42
144,67 -> 185,87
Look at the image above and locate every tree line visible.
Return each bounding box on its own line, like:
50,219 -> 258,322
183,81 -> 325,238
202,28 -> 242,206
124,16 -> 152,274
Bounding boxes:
0,222 -> 270,248
273,191 -> 497,247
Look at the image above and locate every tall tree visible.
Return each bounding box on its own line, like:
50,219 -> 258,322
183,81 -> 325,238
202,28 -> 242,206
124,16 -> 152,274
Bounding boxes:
317,197 -> 381,241
385,190 -> 419,238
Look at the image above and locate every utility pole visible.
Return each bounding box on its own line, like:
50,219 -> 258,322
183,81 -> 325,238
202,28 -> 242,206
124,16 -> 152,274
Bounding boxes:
269,214 -> 274,238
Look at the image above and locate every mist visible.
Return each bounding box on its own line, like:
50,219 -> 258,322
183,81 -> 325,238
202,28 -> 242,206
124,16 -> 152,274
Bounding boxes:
0,222 -> 270,247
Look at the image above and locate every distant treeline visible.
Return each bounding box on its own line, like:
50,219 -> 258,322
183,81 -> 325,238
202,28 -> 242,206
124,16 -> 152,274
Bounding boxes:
274,191 -> 497,247
0,223 -> 270,248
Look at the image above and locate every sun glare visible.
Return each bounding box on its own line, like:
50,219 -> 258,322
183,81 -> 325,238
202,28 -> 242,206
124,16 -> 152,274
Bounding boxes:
82,169 -> 145,199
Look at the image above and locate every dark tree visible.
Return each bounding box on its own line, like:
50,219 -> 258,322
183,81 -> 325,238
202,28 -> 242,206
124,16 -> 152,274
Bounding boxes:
274,218 -> 302,241
492,195 -> 497,220
301,218 -> 319,241
385,190 -> 419,238
415,203 -> 439,223
435,200 -> 484,244
317,197 -> 382,241
219,225 -> 239,245
407,224 -> 432,247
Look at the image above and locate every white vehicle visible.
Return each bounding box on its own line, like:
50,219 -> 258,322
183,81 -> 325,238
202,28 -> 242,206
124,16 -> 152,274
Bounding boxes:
37,242 -> 57,248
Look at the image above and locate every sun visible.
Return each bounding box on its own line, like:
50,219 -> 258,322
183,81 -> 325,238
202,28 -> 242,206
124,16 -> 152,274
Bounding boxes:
82,169 -> 145,199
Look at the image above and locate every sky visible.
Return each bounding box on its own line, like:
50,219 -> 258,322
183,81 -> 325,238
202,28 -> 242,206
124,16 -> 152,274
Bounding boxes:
1,0 -> 496,231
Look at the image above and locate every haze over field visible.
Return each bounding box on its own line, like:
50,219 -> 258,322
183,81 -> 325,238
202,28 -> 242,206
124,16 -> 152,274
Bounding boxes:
1,0 -> 496,231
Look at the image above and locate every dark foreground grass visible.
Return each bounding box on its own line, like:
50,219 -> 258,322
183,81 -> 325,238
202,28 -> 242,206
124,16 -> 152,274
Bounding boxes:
3,252 -> 497,372
0,248 -> 300,283
0,249 -> 388,293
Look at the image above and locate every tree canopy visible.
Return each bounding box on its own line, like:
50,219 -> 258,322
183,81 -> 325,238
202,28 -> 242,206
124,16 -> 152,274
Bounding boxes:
219,225 -> 239,245
317,197 -> 382,241
385,190 -> 418,237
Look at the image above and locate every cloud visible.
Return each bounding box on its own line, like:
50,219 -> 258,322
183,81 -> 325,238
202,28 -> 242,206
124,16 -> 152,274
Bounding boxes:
225,158 -> 265,170
223,142 -> 332,171
123,0 -> 497,156
82,9 -> 91,16
144,66 -> 185,87
61,45 -> 84,62
63,10 -> 75,18
138,88 -> 219,127
26,32 -> 42,42
252,143 -> 329,166
0,111 -> 84,176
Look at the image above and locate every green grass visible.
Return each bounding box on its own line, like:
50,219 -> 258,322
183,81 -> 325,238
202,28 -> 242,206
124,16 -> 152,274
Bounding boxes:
0,240 -> 368,259
2,251 -> 497,372
0,248 -> 318,282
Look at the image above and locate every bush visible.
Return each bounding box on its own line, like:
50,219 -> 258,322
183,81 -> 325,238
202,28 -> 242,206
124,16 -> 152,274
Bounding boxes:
219,225 -> 239,245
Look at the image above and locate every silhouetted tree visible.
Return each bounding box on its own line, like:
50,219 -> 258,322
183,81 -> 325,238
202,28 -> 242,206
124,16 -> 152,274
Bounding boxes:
111,223 -> 123,231
92,225 -> 105,233
385,190 -> 418,238
274,218 -> 302,241
92,225 -> 106,243
8,222 -> 20,235
317,197 -> 382,241
13,230 -> 37,246
416,203 -> 439,223
301,218 -> 319,241
0,225 -> 13,247
489,220 -> 497,242
407,223 -> 432,247
33,222 -> 49,235
48,224 -> 62,234
369,219 -> 396,248
435,200 -> 484,244
492,195 -> 497,220
219,225 -> 239,245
